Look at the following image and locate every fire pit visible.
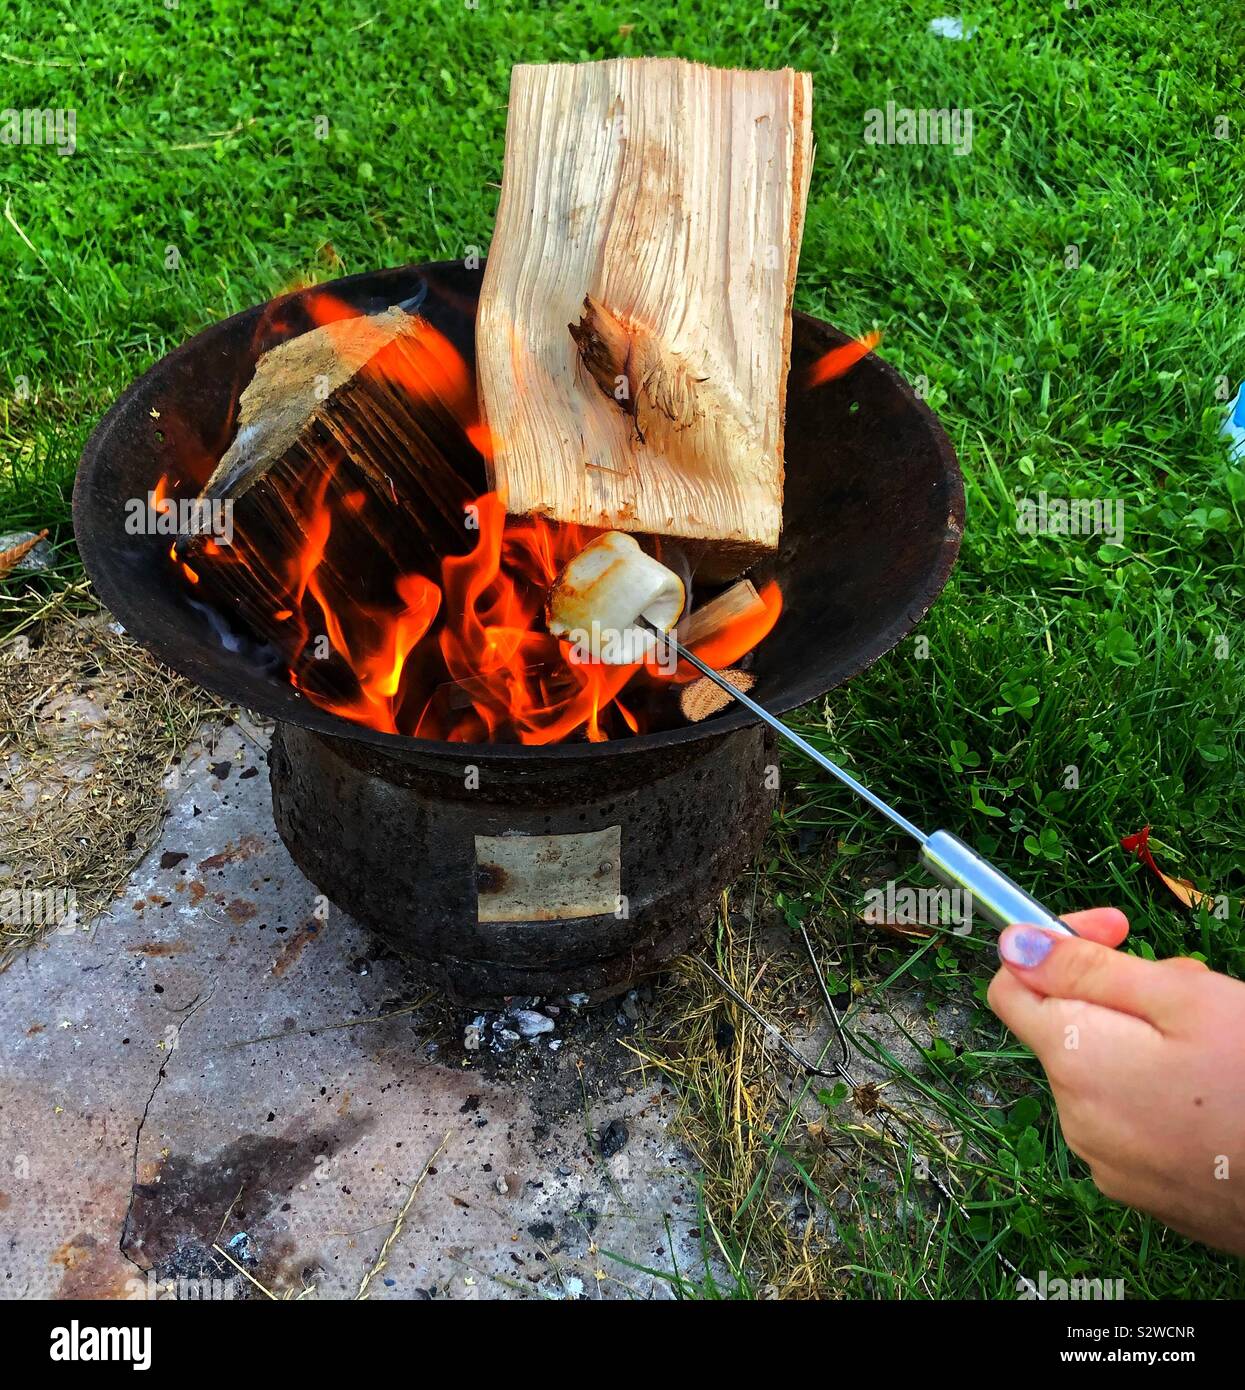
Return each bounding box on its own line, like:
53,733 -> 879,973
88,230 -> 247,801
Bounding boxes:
74,261 -> 962,1003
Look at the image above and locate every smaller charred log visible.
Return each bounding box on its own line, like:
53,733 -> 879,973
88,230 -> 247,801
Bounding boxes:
179,309 -> 487,643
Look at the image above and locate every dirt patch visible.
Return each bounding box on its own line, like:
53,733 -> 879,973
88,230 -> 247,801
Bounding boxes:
437,986 -> 658,1137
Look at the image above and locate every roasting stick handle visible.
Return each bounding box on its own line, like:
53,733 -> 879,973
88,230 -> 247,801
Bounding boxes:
660,629 -> 1077,938
917,830 -> 1077,937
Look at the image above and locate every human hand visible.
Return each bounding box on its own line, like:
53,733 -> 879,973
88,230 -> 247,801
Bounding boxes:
987,909 -> 1245,1256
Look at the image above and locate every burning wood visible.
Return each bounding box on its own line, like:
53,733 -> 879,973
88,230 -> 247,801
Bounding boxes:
678,579 -> 765,647
197,305 -> 425,503
679,667 -> 755,723
477,58 -> 812,579
176,296 -> 482,650
157,61 -> 803,745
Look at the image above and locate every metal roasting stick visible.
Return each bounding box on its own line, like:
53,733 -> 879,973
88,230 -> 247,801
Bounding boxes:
648,624 -> 1077,938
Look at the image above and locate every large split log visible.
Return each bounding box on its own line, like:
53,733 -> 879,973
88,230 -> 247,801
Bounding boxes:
477,58 -> 813,579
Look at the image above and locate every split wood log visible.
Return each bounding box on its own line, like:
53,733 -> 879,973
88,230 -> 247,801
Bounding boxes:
477,58 -> 813,580
678,578 -> 764,647
680,667 -> 755,723
198,307 -> 419,503
180,308 -> 485,661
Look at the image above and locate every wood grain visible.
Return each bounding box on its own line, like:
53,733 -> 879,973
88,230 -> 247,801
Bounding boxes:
478,58 -> 812,577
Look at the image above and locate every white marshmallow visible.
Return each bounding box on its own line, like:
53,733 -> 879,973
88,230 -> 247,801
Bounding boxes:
547,532 -> 686,665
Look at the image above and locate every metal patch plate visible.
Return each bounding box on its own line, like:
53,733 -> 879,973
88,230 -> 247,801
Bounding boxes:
475,826 -> 621,923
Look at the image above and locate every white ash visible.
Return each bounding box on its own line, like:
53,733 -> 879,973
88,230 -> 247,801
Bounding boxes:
510,1008 -> 555,1038
462,999 -> 558,1054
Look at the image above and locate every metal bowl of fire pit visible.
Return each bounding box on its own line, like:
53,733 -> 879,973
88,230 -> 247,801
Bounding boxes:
74,261 -> 963,1003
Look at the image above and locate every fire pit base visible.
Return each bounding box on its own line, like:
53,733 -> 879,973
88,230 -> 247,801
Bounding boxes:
269,721 -> 778,1005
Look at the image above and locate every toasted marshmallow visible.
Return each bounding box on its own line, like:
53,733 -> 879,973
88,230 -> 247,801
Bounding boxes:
547,532 -> 685,665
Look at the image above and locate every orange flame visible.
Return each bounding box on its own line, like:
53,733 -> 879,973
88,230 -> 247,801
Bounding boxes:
166,303 -> 783,743
434,493 -> 636,744
674,581 -> 783,678
807,330 -> 882,387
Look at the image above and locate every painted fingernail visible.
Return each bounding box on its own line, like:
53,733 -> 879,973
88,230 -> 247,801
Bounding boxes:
999,925 -> 1055,968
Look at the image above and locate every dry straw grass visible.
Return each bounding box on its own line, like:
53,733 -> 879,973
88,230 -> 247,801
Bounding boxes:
0,586 -> 208,968
626,886 -> 932,1299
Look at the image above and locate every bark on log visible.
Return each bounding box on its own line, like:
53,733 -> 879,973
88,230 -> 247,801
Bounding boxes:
180,308 -> 485,674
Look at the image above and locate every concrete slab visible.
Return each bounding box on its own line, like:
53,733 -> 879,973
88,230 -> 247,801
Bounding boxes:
0,721 -> 710,1301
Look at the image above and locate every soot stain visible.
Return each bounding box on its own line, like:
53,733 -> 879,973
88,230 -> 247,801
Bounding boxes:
122,1119 -> 372,1269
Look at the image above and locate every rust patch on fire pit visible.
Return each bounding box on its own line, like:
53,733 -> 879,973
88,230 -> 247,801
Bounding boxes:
475,863 -> 508,895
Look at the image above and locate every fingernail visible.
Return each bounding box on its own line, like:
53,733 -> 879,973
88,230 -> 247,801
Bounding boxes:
999,925 -> 1055,968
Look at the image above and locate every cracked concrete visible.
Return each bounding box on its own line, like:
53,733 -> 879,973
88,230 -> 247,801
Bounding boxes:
0,721 -> 711,1300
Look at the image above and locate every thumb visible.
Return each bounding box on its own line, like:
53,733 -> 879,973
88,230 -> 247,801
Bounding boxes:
997,925 -> 1186,1031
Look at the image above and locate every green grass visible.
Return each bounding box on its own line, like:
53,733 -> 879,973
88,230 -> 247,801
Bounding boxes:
2,0 -> 1242,1298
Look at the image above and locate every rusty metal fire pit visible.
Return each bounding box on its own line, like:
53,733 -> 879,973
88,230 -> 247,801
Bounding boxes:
73,261 -> 963,1004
